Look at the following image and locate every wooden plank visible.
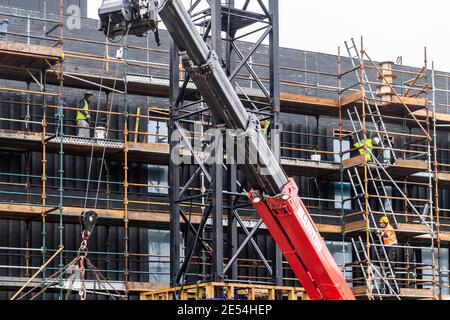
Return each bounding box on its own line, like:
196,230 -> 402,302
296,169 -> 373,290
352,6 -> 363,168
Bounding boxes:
400,288 -> 433,298
127,141 -> 170,164
396,223 -> 429,235
316,224 -> 341,234
340,90 -> 364,107
128,141 -> 169,154
439,232 -> 450,243
372,96 -> 427,117
0,129 -> 41,144
128,282 -> 159,292
0,203 -> 344,239
388,159 -> 428,176
343,155 -> 365,169
0,203 -> 202,226
351,286 -> 367,296
394,159 -> 428,170
438,172 -> 450,185
390,96 -> 427,107
280,92 -> 338,107
344,220 -> 366,234
279,92 -> 339,116
0,40 -> 63,60
414,109 -> 450,128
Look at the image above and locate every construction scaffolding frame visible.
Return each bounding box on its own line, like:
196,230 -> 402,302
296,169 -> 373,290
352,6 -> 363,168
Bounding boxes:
0,2 -> 449,300
338,37 -> 437,300
0,2 -> 168,299
168,0 -> 283,296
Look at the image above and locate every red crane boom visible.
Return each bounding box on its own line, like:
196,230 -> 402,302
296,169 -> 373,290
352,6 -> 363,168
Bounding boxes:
100,0 -> 356,300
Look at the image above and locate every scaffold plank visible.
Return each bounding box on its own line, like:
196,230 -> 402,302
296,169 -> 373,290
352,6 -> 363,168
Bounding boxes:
0,40 -> 63,68
280,92 -> 339,116
400,288 -> 434,298
342,156 -> 428,177
395,223 -> 430,237
0,203 -> 201,226
344,220 -> 366,234
386,159 -> 428,176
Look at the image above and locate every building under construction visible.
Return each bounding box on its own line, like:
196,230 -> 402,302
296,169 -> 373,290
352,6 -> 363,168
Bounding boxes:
0,0 -> 449,300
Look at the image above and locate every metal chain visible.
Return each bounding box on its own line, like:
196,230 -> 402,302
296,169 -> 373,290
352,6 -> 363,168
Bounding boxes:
77,230 -> 90,301
79,256 -> 86,300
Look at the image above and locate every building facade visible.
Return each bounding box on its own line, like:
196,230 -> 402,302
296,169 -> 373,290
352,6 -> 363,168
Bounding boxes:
0,1 -> 449,300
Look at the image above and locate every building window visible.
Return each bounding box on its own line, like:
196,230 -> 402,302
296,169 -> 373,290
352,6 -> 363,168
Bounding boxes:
443,248 -> 450,296
147,117 -> 169,194
422,248 -> 449,295
148,164 -> 168,195
334,139 -> 351,210
0,20 -> 8,40
148,119 -> 168,144
384,186 -> 393,212
335,183 -> 352,210
333,139 -> 350,162
148,229 -> 184,286
326,241 -> 352,283
148,229 -> 170,286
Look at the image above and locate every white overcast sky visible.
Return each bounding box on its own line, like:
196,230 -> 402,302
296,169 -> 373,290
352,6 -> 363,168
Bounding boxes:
88,0 -> 450,71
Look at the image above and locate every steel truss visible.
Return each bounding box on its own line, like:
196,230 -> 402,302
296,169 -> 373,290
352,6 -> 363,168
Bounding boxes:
169,0 -> 283,292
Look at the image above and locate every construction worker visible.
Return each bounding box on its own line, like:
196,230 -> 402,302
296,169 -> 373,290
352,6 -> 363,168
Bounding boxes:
353,136 -> 380,161
377,216 -> 398,272
76,92 -> 94,138
260,119 -> 271,139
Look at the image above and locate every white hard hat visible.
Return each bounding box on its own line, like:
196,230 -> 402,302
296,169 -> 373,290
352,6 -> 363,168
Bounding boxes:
373,137 -> 380,145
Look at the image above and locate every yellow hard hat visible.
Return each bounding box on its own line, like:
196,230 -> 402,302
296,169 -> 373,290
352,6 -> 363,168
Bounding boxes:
260,119 -> 270,129
379,216 -> 389,224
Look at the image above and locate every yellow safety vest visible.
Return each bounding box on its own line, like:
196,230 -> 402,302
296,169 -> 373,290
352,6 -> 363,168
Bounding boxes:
260,120 -> 270,137
354,138 -> 373,161
76,99 -> 89,122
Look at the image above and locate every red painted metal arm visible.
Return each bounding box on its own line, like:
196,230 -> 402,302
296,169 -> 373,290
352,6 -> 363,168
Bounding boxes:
156,0 -> 355,300
248,178 -> 355,300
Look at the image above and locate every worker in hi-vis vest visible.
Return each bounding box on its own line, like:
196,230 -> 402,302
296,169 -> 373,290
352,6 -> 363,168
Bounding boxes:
353,136 -> 380,161
377,216 -> 398,279
260,119 -> 271,139
76,92 -> 94,138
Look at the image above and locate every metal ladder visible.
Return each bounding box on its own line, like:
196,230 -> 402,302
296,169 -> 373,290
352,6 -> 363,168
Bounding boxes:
346,97 -> 398,228
347,95 -> 433,234
348,167 -> 398,271
343,39 -> 435,299
346,141 -> 401,298
344,38 -> 397,162
351,237 -> 381,298
351,237 -> 401,299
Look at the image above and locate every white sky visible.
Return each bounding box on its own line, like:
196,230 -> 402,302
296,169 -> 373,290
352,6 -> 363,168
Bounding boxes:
88,0 -> 450,71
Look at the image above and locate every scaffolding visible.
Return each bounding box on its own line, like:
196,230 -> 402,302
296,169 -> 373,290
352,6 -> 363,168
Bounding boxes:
337,38 -> 438,300
0,2 -> 168,299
